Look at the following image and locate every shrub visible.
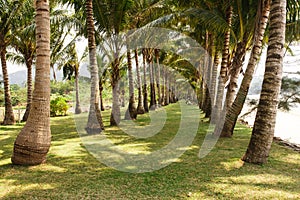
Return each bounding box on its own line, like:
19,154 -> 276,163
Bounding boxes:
50,96 -> 69,117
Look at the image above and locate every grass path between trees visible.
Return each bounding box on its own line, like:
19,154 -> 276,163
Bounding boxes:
0,103 -> 299,199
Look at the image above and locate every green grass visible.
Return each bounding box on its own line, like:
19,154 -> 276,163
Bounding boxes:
0,103 -> 300,199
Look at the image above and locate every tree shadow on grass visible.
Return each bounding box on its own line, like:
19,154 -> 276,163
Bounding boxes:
1,115 -> 300,199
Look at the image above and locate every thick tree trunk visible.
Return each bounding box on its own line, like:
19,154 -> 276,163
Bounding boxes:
210,52 -> 220,107
110,57 -> 121,125
125,50 -> 137,120
99,81 -> 105,111
12,0 -> 51,165
224,39 -> 247,109
220,5 -> 233,81
149,60 -> 157,110
85,0 -> 104,133
0,46 -> 15,125
135,49 -> 145,114
203,33 -> 213,117
242,0 -> 285,164
155,49 -> 162,106
22,58 -> 33,121
142,49 -> 149,112
221,0 -> 270,137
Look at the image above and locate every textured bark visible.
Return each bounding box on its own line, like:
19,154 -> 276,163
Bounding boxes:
221,0 -> 270,137
203,33 -> 213,117
135,49 -> 145,114
242,0 -> 285,164
155,49 -> 162,106
0,46 -> 15,125
225,38 -> 247,109
85,0 -> 104,133
142,49 -> 149,112
149,60 -> 157,110
210,52 -> 220,107
110,59 -> 121,126
12,0 -> 51,165
125,50 -> 137,120
220,5 -> 233,81
99,81 -> 105,111
212,76 -> 225,125
22,58 -> 33,121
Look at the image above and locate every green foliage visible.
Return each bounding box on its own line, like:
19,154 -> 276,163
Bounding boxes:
50,95 -> 69,117
50,80 -> 74,95
0,84 -> 27,107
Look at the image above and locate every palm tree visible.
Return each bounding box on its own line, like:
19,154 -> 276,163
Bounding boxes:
0,0 -> 23,125
242,0 -> 286,164
155,49 -> 162,106
220,0 -> 270,137
85,0 -> 104,133
93,0 -> 134,126
124,48 -> 137,120
142,48 -> 149,112
12,0 -> 51,165
135,49 -> 145,114
59,43 -> 88,114
9,0 -> 35,122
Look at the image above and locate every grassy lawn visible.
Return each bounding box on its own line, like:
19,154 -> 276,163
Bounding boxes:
0,103 -> 300,199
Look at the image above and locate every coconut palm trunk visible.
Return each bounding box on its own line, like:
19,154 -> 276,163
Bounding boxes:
99,81 -> 105,111
135,49 -> 145,114
220,5 -> 233,80
74,69 -> 82,114
149,58 -> 157,110
22,58 -> 33,121
225,35 -> 248,109
0,47 -> 15,125
110,59 -> 121,126
220,0 -> 270,137
85,0 -> 104,133
125,49 -> 137,120
155,49 -> 162,106
11,0 -> 51,165
210,52 -> 220,107
242,0 -> 286,164
142,49 -> 149,112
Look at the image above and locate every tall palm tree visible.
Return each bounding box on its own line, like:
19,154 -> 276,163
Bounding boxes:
85,0 -> 104,133
0,0 -> 23,125
9,0 -> 35,122
124,48 -> 137,120
221,0 -> 270,137
58,43 -> 88,114
93,0 -> 134,126
142,48 -> 149,112
12,0 -> 51,165
242,0 -> 286,164
135,49 -> 145,114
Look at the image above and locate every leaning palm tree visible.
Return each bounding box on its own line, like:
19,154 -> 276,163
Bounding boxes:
12,0 -> 51,165
242,0 -> 286,164
220,0 -> 271,137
